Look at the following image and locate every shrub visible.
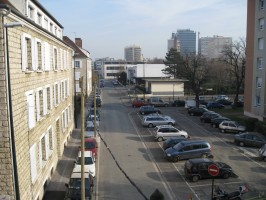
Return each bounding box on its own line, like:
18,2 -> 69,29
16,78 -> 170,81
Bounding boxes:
254,121 -> 266,136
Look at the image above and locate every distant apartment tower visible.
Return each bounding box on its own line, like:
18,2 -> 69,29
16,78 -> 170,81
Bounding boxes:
167,33 -> 180,52
124,45 -> 142,62
198,36 -> 232,59
174,29 -> 196,55
245,0 -> 266,121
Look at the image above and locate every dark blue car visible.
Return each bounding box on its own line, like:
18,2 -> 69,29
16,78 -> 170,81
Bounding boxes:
207,102 -> 224,109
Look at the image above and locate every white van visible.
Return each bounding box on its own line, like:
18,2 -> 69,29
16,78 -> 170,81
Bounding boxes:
185,100 -> 196,109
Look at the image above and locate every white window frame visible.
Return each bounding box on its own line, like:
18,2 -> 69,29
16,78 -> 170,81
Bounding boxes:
43,42 -> 50,71
21,33 -> 34,72
54,82 -> 59,107
259,18 -> 264,30
258,38 -> 264,50
35,38 -> 43,71
53,46 -> 58,71
60,49 -> 63,70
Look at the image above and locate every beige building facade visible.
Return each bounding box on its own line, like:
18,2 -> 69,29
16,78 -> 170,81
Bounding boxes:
245,0 -> 266,121
0,0 -> 74,199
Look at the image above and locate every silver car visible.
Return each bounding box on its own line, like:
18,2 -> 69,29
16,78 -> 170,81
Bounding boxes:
219,120 -> 246,133
142,115 -> 176,128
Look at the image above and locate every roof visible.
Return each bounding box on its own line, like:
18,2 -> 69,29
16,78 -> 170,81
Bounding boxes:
63,36 -> 89,58
143,78 -> 187,82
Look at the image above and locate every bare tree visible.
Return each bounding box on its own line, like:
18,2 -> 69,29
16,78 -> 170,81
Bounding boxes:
220,38 -> 246,103
163,49 -> 210,106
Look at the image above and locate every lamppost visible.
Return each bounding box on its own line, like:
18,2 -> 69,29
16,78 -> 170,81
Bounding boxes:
4,21 -> 24,200
142,54 -> 146,100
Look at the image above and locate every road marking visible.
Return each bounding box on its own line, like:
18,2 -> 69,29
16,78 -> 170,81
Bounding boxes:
189,181 -> 243,188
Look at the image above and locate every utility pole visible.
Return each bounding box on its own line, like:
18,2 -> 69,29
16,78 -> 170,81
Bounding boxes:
93,72 -> 97,138
80,77 -> 85,200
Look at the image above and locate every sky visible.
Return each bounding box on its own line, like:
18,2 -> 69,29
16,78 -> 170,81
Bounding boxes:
39,0 -> 247,60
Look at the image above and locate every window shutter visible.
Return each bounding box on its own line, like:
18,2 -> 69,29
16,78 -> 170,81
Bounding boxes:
38,141 -> 42,168
54,84 -> 57,106
45,42 -> 50,71
60,49 -> 63,70
45,133 -> 49,159
43,88 -> 47,115
29,144 -> 37,182
21,35 -> 26,71
36,91 -> 40,121
50,85 -> 53,109
58,83 -> 61,104
27,93 -> 35,129
31,38 -> 36,71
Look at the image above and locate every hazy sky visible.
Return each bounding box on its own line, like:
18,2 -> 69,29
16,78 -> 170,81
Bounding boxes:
39,0 -> 247,60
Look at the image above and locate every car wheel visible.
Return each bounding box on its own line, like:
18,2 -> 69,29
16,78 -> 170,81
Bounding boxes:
223,172 -> 230,179
168,122 -> 173,126
239,142 -> 244,147
157,137 -> 163,142
221,129 -> 225,133
148,123 -> 153,128
263,157 -> 266,162
165,104 -> 168,107
172,157 -> 179,162
212,124 -> 216,128
192,175 -> 199,182
141,112 -> 145,115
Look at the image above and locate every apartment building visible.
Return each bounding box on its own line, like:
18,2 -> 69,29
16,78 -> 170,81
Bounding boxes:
198,35 -> 232,59
167,33 -> 181,52
245,0 -> 266,121
172,29 -> 196,55
0,0 -> 74,199
124,45 -> 142,62
63,37 -> 92,98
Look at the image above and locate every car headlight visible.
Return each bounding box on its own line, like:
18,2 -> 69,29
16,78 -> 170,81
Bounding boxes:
167,154 -> 171,157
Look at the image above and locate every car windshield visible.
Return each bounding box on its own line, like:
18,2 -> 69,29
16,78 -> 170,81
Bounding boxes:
86,127 -> 94,131
76,157 -> 93,165
85,141 -> 96,149
173,142 -> 184,150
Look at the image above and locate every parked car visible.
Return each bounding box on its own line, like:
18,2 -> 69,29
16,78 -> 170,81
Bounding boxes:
162,137 -> 188,150
148,97 -> 169,107
216,95 -> 229,100
132,99 -> 148,108
65,171 -> 93,200
185,100 -> 196,109
172,100 -> 185,107
142,116 -> 175,128
155,125 -> 188,141
91,98 -> 101,107
74,151 -> 96,177
184,158 -> 234,182
139,105 -> 161,115
259,144 -> 266,162
234,132 -> 266,148
88,109 -> 100,119
199,100 -> 208,106
219,121 -> 246,133
210,117 -> 230,128
188,107 -> 209,116
164,140 -> 212,162
84,126 -> 97,138
86,115 -> 100,127
207,102 -> 225,109
215,99 -> 233,105
83,138 -> 98,158
200,112 -> 221,123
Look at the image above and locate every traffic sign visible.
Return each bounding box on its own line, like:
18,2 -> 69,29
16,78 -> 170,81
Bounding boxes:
208,164 -> 219,176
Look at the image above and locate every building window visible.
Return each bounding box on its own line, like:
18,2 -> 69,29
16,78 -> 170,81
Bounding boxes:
36,40 -> 43,71
41,136 -> 47,161
256,95 -> 261,106
258,38 -> 264,50
21,34 -> 34,71
48,128 -> 54,151
259,18 -> 264,30
53,47 -> 58,70
46,86 -> 52,111
43,42 -> 50,71
44,18 -> 48,30
257,57 -> 263,69
260,0 -> 264,10
256,77 -> 262,88
37,12 -> 42,25
75,61 -> 80,68
28,5 -> 34,20
36,89 -> 44,121
54,83 -> 59,106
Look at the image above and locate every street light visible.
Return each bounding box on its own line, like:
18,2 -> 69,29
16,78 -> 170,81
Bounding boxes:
4,20 -> 24,200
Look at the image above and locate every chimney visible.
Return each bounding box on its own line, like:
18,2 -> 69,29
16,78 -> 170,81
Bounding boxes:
75,38 -> 82,48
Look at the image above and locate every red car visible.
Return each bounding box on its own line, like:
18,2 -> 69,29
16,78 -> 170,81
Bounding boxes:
80,138 -> 98,158
132,99 -> 148,108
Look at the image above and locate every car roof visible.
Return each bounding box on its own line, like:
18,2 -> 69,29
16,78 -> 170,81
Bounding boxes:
180,140 -> 209,145
78,151 -> 93,157
187,158 -> 212,164
239,132 -> 266,137
156,125 -> 175,128
71,171 -> 90,178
